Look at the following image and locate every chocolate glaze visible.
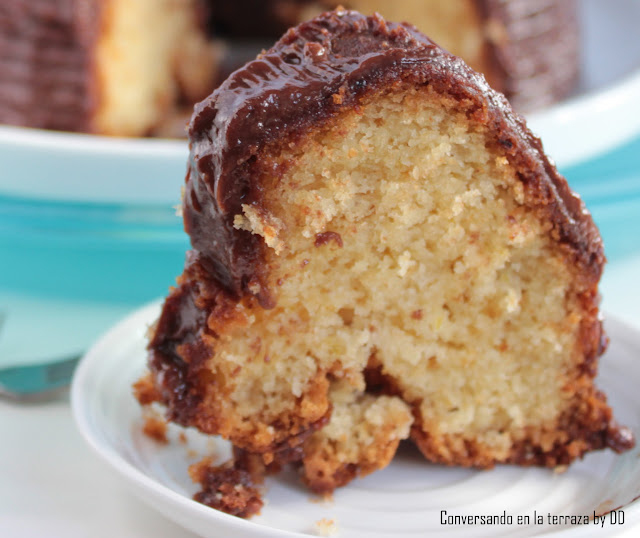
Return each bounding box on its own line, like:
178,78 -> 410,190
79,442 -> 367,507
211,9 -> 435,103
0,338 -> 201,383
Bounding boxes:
148,258 -> 211,426
184,8 -> 603,305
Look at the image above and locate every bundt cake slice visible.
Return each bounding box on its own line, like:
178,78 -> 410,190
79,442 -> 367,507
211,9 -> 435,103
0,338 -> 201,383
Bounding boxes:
145,9 -> 633,498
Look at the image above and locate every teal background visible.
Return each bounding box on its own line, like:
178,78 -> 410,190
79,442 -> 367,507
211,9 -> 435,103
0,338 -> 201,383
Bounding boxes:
565,136 -> 640,263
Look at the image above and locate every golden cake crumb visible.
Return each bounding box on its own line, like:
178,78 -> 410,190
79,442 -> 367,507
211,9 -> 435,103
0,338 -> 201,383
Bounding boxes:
189,458 -> 264,518
315,518 -> 339,536
142,415 -> 168,445
132,374 -> 160,406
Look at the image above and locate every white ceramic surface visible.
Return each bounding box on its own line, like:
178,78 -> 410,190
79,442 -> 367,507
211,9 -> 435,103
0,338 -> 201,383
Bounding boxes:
72,301 -> 640,538
1,0 -> 640,205
0,126 -> 187,205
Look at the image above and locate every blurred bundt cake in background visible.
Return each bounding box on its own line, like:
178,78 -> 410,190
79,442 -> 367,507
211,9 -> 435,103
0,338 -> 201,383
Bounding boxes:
0,0 -> 579,136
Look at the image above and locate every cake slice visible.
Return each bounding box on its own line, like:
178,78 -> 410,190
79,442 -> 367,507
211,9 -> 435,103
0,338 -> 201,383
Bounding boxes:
145,9 -> 633,500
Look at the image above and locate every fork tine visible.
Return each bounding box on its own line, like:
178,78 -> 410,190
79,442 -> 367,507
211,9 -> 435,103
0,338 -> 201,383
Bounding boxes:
0,354 -> 82,402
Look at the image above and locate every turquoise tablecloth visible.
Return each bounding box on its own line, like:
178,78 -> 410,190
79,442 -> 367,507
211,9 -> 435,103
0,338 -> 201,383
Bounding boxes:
564,134 -> 640,262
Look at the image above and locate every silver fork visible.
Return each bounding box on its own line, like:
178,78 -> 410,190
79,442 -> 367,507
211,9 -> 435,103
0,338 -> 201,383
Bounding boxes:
0,313 -> 82,402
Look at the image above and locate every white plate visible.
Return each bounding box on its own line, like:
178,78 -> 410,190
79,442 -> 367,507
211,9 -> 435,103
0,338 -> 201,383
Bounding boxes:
2,0 -> 640,205
0,126 -> 187,205
72,301 -> 640,538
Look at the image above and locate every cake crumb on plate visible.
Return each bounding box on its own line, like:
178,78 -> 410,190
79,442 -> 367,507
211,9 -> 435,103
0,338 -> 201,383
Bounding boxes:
315,517 -> 339,536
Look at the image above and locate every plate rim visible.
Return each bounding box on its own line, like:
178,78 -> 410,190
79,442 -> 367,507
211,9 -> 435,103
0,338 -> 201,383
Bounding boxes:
71,300 -> 640,538
70,300 -> 309,538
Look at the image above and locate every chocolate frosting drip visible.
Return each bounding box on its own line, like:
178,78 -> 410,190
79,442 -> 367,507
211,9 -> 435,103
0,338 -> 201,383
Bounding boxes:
184,8 -> 603,304
148,261 -> 211,426
0,0 -> 99,132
